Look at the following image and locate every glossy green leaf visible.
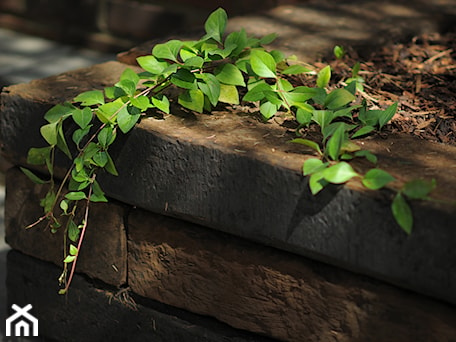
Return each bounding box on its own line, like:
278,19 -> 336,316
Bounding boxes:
296,108 -> 312,125
197,73 -> 220,107
74,90 -> 105,106
316,65 -> 331,88
259,101 -> 278,119
402,179 -> 436,200
218,84 -> 239,105
184,56 -> 204,68
281,64 -> 312,75
324,88 -> 355,110
120,67 -> 139,85
96,100 -> 124,123
171,69 -> 196,90
73,107 -> 93,129
302,158 -> 328,175
243,82 -> 271,102
309,170 -> 328,195
178,89 -> 205,112
290,138 -> 322,155
130,96 -> 152,111
351,125 -> 375,138
117,106 -> 140,133
379,102 -> 398,129
202,7 -> 227,43
40,121 -> 58,145
326,124 -> 346,161
69,244 -> 78,256
68,220 -> 80,243
215,63 -> 245,86
362,169 -> 396,190
65,191 -> 87,201
322,162 -> 358,184
63,255 -> 76,263
151,95 -> 170,113
224,29 -> 248,57
44,104 -> 74,123
391,193 -> 413,234
250,50 -> 277,78
137,55 -> 169,75
93,151 -> 108,167
72,125 -> 92,146
115,79 -> 136,97
152,40 -> 182,62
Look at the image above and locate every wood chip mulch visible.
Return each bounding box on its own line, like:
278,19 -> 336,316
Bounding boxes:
327,32 -> 456,145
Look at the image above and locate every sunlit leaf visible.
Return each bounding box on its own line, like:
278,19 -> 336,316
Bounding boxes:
65,191 -> 87,201
215,63 -> 245,86
324,88 -> 355,110
178,89 -> 204,113
322,162 -> 358,184
362,169 -> 395,190
152,40 -> 182,62
202,7 -> 227,43
74,90 -> 105,106
250,50 -> 277,78
379,102 -> 398,129
218,84 -> 239,105
316,65 -> 331,88
302,158 -> 328,175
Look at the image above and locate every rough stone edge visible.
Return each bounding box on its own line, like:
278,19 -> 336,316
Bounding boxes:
4,250 -> 276,342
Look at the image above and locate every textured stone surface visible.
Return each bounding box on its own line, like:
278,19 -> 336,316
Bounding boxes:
5,167 -> 128,286
4,250 -> 274,342
128,208 -> 456,342
0,60 -> 456,304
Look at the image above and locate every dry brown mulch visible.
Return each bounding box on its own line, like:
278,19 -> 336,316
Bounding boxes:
326,32 -> 456,145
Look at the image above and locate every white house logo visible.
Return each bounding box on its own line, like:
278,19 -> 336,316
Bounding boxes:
5,304 -> 39,337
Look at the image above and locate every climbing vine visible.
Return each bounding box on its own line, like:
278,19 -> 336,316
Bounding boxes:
22,8 -> 436,293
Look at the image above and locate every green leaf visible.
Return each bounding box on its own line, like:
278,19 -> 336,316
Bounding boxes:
97,126 -> 115,148
68,220 -> 80,243
402,179 -> 436,200
44,104 -> 74,123
178,89 -> 205,113
96,99 -> 124,123
259,101 -> 278,119
215,63 -> 245,86
73,107 -> 93,129
202,8 -> 227,43
20,167 -> 47,184
326,124 -> 346,160
309,170 -> 328,195
333,45 -> 345,59
352,61 -> 361,77
137,55 -> 169,74
120,67 -> 140,85
93,151 -> 108,167
117,106 -> 140,134
115,79 -> 137,97
302,158 -> 328,175
151,95 -> 170,113
60,199 -> 69,214
57,123 -> 71,158
218,84 -> 239,105
362,169 -> 395,190
40,121 -> 58,145
197,73 -> 220,107
130,96 -> 152,111
250,50 -> 277,78
72,125 -> 92,146
379,102 -> 398,129
281,64 -> 312,75
105,152 -> 119,176
316,65 -> 331,88
351,125 -> 375,138
290,138 -> 322,155
63,255 -> 76,263
91,181 -> 108,203
69,244 -> 78,256
65,191 -> 87,201
391,193 -> 413,234
27,146 -> 51,165
40,190 -> 56,213
312,110 -> 334,131
183,56 -> 204,68
171,69 -> 196,90
324,88 -> 355,110
243,82 -> 271,102
296,108 -> 312,125
74,90 -> 105,106
152,40 -> 182,62
322,162 -> 358,184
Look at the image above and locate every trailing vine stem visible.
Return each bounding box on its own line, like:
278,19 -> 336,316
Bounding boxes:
21,7 -> 440,293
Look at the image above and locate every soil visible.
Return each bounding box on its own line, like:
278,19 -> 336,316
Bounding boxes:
317,32 -> 456,146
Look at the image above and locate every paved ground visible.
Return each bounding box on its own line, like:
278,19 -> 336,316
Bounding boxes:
0,27 -> 114,340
